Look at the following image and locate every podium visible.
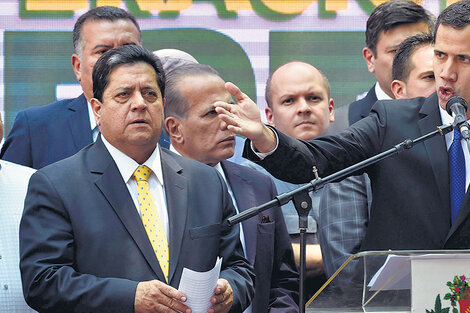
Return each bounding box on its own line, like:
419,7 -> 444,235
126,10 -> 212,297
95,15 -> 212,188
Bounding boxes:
306,250 -> 470,313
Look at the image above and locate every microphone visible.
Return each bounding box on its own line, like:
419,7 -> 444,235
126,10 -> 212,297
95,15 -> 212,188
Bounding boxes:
446,96 -> 470,141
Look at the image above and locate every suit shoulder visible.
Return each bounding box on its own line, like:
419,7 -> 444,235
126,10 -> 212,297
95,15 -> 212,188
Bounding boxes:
17,97 -> 83,120
161,148 -> 220,177
226,160 -> 273,183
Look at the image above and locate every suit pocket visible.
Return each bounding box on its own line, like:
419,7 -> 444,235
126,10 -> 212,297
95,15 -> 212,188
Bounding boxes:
189,223 -> 222,239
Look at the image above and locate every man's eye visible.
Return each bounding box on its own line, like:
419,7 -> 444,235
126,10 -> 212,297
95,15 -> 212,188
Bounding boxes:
143,91 -> 157,101
307,96 -> 321,102
283,98 -> 293,105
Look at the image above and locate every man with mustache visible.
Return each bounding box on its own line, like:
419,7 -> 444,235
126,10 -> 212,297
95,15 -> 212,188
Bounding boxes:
164,63 -> 299,313
20,45 -> 254,313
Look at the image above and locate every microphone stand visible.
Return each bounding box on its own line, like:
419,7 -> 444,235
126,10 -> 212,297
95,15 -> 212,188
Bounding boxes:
227,123 -> 454,313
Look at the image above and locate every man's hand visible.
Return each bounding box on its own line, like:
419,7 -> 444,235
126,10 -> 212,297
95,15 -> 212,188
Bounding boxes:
134,280 -> 191,313
215,82 -> 277,153
208,279 -> 233,313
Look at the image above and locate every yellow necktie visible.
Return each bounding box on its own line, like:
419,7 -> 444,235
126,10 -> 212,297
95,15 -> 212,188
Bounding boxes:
133,165 -> 169,282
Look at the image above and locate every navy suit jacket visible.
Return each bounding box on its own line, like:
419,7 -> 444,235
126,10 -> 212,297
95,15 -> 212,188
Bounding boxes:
221,161 -> 299,313
244,93 -> 470,250
1,95 -> 92,169
20,137 -> 254,313
348,86 -> 377,125
1,94 -> 170,169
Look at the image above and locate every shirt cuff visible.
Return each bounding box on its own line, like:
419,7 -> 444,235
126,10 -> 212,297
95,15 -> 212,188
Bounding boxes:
250,129 -> 279,160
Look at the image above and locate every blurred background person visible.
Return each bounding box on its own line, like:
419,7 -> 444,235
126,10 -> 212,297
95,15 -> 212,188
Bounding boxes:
348,0 -> 434,125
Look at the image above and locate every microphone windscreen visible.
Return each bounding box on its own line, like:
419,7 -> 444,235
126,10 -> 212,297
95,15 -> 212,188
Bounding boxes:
446,96 -> 468,115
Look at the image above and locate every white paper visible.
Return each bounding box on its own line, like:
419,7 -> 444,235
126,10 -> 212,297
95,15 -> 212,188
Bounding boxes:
178,257 -> 222,313
368,253 -> 470,291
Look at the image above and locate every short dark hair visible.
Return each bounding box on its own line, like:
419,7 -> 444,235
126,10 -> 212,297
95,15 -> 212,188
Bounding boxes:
164,64 -> 220,120
73,6 -> 141,55
366,0 -> 435,55
392,33 -> 433,82
92,45 -> 165,103
265,61 -> 330,108
434,0 -> 470,42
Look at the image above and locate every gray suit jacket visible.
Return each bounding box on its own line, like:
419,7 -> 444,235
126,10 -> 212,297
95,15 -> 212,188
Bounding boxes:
20,137 -> 254,312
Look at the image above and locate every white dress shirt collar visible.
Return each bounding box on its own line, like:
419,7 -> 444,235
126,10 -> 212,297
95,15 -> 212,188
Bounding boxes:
101,135 -> 163,186
375,82 -> 393,101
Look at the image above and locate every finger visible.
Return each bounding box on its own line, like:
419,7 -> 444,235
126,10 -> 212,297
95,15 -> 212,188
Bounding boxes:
214,280 -> 227,294
155,281 -> 187,302
214,102 -> 233,112
225,82 -> 245,102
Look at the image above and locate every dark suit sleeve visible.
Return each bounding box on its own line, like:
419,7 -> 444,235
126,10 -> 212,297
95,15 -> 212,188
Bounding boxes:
1,111 -> 33,167
216,172 -> 256,312
20,171 -> 138,313
242,106 -> 385,184
265,178 -> 300,312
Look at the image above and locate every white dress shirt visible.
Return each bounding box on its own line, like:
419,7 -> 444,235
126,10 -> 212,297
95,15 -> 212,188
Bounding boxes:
374,81 -> 393,101
101,136 -> 169,238
87,101 -> 99,142
0,160 -> 37,312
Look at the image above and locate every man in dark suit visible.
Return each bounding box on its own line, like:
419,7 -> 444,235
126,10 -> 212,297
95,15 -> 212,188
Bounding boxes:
20,45 -> 254,313
348,0 -> 434,125
318,33 -> 436,278
164,63 -> 299,313
215,0 -> 470,251
0,6 -> 166,169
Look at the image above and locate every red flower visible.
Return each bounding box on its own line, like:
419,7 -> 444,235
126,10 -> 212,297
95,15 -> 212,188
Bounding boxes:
461,275 -> 467,281
456,287 -> 461,293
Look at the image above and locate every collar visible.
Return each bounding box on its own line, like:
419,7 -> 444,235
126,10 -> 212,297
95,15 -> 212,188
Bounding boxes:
375,82 -> 393,101
87,100 -> 97,131
439,104 -> 470,148
101,135 -> 163,185
170,144 -> 225,179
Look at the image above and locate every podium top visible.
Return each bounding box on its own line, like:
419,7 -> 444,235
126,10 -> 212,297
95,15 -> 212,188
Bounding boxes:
306,249 -> 470,313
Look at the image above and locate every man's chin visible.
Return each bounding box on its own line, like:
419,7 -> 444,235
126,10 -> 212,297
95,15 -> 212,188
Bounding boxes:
292,130 -> 318,141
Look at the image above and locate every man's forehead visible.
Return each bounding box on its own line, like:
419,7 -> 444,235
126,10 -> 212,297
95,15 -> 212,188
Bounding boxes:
108,63 -> 158,86
81,18 -> 139,42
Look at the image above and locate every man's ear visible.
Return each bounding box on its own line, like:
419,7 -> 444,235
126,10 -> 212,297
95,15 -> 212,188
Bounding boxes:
90,98 -> 102,127
363,47 -> 376,74
71,53 -> 82,83
391,80 -> 407,99
328,98 -> 335,123
165,117 -> 183,144
265,107 -> 276,127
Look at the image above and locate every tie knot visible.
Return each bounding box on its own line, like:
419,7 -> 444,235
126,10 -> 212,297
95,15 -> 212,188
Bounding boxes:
133,165 -> 151,182
454,129 -> 463,141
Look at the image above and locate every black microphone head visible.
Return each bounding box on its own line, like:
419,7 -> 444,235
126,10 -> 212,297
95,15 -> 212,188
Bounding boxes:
446,96 -> 468,115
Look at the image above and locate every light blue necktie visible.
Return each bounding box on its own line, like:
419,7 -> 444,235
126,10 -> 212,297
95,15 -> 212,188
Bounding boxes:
449,129 -> 466,223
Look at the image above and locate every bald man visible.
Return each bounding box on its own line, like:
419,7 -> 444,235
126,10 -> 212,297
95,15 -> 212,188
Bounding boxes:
244,61 -> 334,297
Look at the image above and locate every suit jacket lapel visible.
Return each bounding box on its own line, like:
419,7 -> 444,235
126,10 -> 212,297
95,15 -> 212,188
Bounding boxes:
361,86 -> 378,119
446,190 -> 470,242
418,93 -> 450,212
221,161 -> 257,262
67,94 -> 93,150
161,149 -> 188,284
90,138 -> 165,280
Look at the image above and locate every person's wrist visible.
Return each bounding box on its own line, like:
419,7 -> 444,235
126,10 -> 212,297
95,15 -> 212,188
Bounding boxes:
251,125 -> 276,153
